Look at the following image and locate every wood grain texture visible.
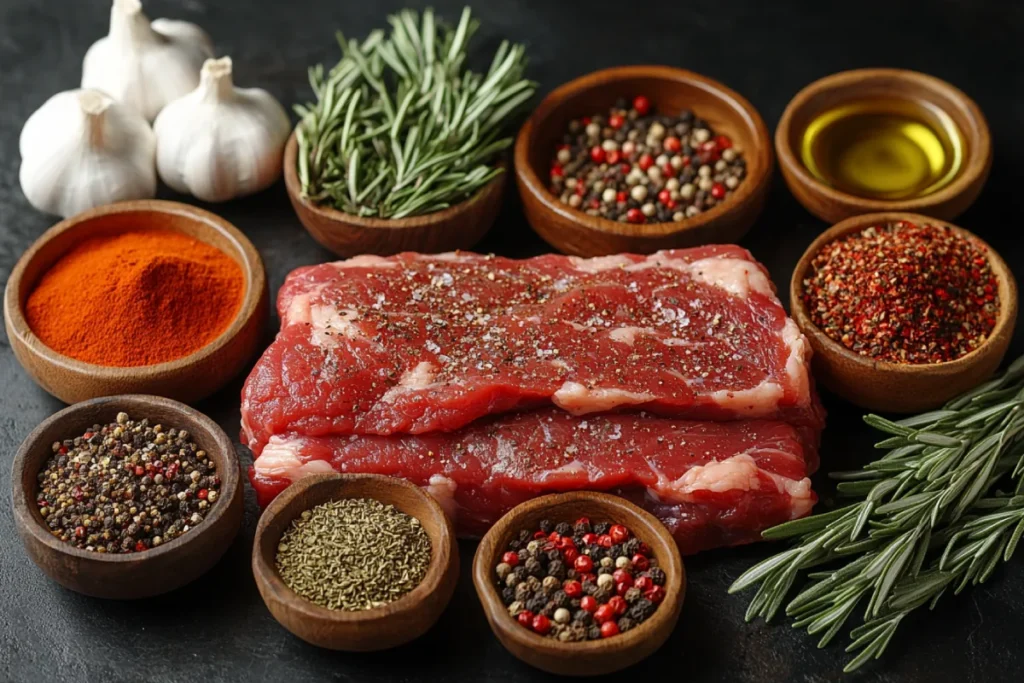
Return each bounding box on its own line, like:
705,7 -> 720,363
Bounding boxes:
282,133 -> 506,257
776,68 -> 992,223
514,65 -> 772,256
2,200 -> 269,405
472,491 -> 685,676
790,212 -> 1017,413
252,473 -> 459,651
10,395 -> 244,599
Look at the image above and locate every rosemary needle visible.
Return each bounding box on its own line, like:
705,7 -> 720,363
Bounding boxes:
729,355 -> 1024,673
294,7 -> 535,219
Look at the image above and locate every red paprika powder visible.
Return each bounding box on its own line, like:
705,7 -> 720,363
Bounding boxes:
26,228 -> 244,367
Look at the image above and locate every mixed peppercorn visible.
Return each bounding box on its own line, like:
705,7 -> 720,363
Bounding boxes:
549,95 -> 746,224
35,412 -> 221,553
802,221 -> 1000,365
494,518 -> 665,641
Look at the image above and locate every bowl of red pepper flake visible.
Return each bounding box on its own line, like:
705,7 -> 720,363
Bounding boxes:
472,491 -> 685,676
791,212 -> 1017,413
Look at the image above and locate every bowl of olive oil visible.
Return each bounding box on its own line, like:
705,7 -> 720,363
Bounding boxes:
776,69 -> 990,222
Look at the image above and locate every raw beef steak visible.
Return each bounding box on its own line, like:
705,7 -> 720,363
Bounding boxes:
249,410 -> 816,555
241,247 -> 823,453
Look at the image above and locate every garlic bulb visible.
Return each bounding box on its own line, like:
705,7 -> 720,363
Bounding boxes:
82,0 -> 213,121
154,57 -> 291,202
19,89 -> 157,218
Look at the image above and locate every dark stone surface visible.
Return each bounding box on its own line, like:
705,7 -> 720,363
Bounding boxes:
1,0 -> 1022,681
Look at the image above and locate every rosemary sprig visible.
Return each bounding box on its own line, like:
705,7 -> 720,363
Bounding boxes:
729,355 -> 1024,672
294,7 -> 535,219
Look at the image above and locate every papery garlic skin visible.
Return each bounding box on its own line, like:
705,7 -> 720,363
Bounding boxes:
154,57 -> 291,202
19,90 -> 157,218
82,0 -> 214,121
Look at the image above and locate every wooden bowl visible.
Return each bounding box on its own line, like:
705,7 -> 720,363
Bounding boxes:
473,492 -> 685,676
776,68 -> 992,223
11,394 -> 244,599
282,132 -> 506,257
252,473 -> 459,651
790,213 -> 1017,413
514,65 -> 772,256
3,200 -> 268,405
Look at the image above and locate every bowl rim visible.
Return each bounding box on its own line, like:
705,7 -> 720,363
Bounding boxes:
472,490 -> 685,657
2,199 -> 266,380
281,130 -> 507,231
514,64 -> 773,239
789,211 -> 1017,377
251,472 -> 457,627
10,394 -> 242,565
775,68 -> 992,213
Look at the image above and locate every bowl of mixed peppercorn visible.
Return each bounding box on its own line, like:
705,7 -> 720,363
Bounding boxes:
791,212 -> 1017,413
473,491 -> 685,676
514,65 -> 772,256
11,395 -> 244,599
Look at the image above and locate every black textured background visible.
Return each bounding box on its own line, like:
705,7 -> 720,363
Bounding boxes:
2,1 -> 1023,681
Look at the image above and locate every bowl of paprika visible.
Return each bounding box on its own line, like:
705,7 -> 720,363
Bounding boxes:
3,200 -> 269,404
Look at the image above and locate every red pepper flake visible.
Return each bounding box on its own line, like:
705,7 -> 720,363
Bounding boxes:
802,222 -> 1000,365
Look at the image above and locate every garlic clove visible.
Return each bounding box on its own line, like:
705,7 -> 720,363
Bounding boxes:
82,0 -> 214,121
154,56 -> 291,203
19,89 -> 157,218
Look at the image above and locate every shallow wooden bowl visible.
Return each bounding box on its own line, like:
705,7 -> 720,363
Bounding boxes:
514,65 -> 772,256
790,212 -> 1017,413
11,395 -> 244,599
473,492 -> 685,676
3,200 -> 268,405
776,68 -> 992,223
282,132 -> 506,257
252,473 -> 459,651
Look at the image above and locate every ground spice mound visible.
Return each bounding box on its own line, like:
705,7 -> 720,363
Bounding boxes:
26,228 -> 244,367
802,221 -> 1000,365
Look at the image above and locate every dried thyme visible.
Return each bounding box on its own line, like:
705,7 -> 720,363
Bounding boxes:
294,7 -> 535,218
276,498 -> 432,610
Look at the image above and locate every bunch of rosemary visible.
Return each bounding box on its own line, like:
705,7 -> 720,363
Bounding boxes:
730,355 -> 1024,672
294,7 -> 535,219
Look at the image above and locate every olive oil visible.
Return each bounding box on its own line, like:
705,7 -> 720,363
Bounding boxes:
800,99 -> 963,200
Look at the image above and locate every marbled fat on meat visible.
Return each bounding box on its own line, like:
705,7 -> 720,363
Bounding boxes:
249,410 -> 816,555
241,247 -> 824,452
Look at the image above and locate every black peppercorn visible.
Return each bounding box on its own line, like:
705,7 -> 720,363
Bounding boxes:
526,596 -> 547,613
624,587 -> 642,604
546,549 -> 561,564
574,519 -> 592,534
501,586 -> 516,603
583,580 -> 597,596
627,598 -> 656,622
512,566 -> 528,583
623,538 -> 641,556
609,544 -> 623,559
593,522 -> 610,535
597,566 -> 613,576
587,625 -> 602,640
552,590 -> 570,608
617,616 -> 637,632
573,609 -> 593,625
540,601 -> 556,617
647,567 -> 666,586
518,529 -> 532,542
525,558 -> 544,577
548,559 -> 566,580
593,587 -> 613,604
554,522 -> 572,536
517,548 -> 530,562
539,519 -> 553,534
508,539 -> 521,551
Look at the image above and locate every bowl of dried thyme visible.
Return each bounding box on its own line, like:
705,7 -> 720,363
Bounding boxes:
11,395 -> 244,599
251,473 -> 459,651
285,7 -> 535,257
